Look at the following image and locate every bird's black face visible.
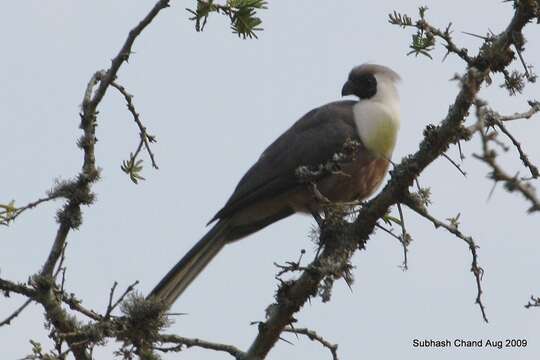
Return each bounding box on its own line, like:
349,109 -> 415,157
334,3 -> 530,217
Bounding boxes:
341,72 -> 377,99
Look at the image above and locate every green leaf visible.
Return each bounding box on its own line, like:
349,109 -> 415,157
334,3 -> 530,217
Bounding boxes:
121,155 -> 146,184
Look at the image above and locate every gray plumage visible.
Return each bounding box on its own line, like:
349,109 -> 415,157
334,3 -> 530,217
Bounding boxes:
149,64 -> 401,309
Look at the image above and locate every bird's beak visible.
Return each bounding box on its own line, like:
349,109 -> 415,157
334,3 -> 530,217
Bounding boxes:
341,80 -> 354,97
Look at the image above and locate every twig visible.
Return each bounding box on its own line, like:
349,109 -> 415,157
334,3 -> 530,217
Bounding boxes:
283,326 -> 339,360
402,192 -> 488,323
106,281 -> 140,317
53,243 -> 68,280
512,31 -> 532,80
497,100 -> 540,122
462,30 -> 491,41
86,1 -> 171,111
375,222 -> 402,242
295,139 -> 361,184
473,152 -> 540,212
274,250 -> 308,278
473,100 -> 539,212
467,99 -> 540,180
105,281 -> 118,319
396,203 -> 410,270
495,120 -> 539,179
59,293 -> 103,322
441,152 -> 467,177
389,10 -> 473,64
0,299 -> 32,327
524,295 -> 540,309
472,99 -> 540,178
110,80 -> 159,171
156,334 -> 245,359
457,140 -> 465,160
0,195 -> 60,226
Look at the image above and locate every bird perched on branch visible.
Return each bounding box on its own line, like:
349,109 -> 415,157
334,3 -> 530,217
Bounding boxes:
149,63 -> 401,308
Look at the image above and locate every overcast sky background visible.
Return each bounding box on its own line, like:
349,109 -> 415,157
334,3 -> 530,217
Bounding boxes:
1,1 -> 540,359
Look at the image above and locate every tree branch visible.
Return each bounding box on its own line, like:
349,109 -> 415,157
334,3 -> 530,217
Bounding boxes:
87,0 -> 171,111
525,295 -> 540,309
110,80 -> 159,184
0,299 -> 32,327
472,99 -> 540,212
402,192 -> 488,322
0,195 -> 60,226
283,326 -> 339,360
0,278 -> 36,299
156,334 -> 245,358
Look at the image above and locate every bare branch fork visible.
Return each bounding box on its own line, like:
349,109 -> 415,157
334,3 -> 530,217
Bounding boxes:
468,99 -> 540,177
471,99 -> 540,212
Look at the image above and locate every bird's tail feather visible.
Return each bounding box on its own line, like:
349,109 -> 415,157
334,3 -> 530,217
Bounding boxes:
148,220 -> 229,309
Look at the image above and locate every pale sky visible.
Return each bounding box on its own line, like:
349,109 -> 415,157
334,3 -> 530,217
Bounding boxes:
1,1 -> 539,359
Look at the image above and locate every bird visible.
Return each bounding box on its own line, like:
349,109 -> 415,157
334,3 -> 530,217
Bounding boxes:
149,63 -> 401,308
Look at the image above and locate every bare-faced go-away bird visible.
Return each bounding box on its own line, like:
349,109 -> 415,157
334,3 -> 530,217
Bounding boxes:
149,64 -> 401,308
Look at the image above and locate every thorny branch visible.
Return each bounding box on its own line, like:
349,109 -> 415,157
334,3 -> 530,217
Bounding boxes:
489,100 -> 540,123
497,120 -> 538,178
472,99 -> 540,212
474,152 -> 540,212
469,99 -> 540,178
402,192 -> 488,322
155,334 -> 245,358
283,326 -> 339,360
389,7 -> 473,63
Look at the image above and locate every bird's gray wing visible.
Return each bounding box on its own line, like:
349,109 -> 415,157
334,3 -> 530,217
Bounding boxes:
209,100 -> 360,222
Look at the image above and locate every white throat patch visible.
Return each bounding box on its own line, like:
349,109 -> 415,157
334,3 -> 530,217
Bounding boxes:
353,75 -> 400,159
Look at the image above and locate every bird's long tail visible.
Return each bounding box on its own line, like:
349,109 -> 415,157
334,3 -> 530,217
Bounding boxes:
148,220 -> 229,309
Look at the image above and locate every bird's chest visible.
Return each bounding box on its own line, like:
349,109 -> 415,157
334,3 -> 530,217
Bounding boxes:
292,155 -> 390,210
353,102 -> 399,159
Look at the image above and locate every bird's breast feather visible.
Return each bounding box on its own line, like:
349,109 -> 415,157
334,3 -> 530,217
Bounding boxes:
353,101 -> 399,159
